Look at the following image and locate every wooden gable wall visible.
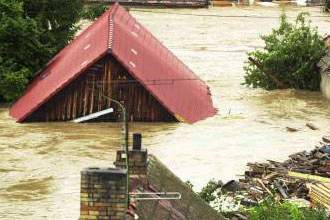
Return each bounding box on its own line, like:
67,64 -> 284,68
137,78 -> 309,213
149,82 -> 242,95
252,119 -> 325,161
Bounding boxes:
26,56 -> 177,122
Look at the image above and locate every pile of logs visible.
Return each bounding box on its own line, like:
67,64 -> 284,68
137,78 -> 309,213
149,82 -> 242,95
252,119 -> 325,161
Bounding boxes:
223,137 -> 330,209
220,136 -> 330,220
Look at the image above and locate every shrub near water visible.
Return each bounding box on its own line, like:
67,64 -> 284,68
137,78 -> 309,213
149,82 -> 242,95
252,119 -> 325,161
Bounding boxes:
325,0 -> 330,12
0,0 -> 83,102
82,4 -> 108,20
244,12 -> 326,91
248,198 -> 328,220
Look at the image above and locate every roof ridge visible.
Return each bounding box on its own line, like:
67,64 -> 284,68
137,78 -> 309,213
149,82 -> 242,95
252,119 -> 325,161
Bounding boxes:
107,3 -> 120,49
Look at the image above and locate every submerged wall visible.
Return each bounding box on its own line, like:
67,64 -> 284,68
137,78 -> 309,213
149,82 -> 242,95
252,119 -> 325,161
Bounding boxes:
319,49 -> 330,100
27,56 -> 176,122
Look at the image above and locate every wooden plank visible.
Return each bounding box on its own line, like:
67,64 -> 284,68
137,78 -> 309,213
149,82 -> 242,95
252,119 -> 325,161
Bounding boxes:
73,86 -> 78,119
83,76 -> 89,116
97,67 -> 103,112
89,75 -> 95,114
67,91 -> 71,120
288,171 -> 330,183
108,60 -> 112,108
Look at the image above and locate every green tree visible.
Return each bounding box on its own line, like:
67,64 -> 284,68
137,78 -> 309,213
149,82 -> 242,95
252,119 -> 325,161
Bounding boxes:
82,3 -> 108,20
244,12 -> 326,91
0,0 -> 84,102
325,0 -> 330,12
0,1 -> 51,101
23,0 -> 83,52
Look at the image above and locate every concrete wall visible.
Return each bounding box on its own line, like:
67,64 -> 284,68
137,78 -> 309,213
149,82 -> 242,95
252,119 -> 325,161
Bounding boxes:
321,72 -> 330,100
319,49 -> 330,100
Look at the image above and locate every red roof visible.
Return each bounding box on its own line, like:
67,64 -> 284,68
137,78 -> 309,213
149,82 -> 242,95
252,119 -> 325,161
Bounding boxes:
10,4 -> 216,123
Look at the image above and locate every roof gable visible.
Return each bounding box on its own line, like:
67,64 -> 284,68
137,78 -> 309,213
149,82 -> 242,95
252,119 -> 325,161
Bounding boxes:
10,8 -> 111,122
110,5 -> 216,123
10,4 -> 216,123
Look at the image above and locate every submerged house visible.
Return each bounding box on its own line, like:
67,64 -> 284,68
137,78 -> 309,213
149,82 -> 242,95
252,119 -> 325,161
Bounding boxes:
10,4 -> 216,123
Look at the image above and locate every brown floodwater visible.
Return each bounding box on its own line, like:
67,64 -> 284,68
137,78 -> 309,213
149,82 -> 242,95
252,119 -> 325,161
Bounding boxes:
1,5 -> 330,219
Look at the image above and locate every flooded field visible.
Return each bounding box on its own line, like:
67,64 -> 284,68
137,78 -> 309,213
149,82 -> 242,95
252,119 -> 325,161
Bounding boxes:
1,5 -> 330,219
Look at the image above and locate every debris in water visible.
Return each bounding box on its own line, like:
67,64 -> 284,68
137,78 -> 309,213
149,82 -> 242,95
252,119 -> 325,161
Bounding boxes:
286,126 -> 299,132
306,122 -> 319,130
211,140 -> 330,218
322,135 -> 330,143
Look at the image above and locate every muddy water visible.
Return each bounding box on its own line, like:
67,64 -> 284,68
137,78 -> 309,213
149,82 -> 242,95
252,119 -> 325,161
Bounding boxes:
1,5 -> 330,219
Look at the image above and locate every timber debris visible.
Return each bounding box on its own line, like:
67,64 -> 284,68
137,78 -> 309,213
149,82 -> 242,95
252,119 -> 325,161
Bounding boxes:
239,144 -> 330,201
306,122 -> 319,130
218,136 -> 330,219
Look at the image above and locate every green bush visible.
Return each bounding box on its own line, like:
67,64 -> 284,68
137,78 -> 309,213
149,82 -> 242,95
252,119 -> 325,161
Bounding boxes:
325,0 -> 330,12
0,0 -> 83,102
82,4 -> 108,20
23,0 -> 83,52
198,180 -> 219,203
244,12 -> 326,91
0,1 -> 50,101
248,198 -> 328,220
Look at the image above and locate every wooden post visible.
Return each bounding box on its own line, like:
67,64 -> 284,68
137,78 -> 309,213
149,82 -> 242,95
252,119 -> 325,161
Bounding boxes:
89,75 -> 95,114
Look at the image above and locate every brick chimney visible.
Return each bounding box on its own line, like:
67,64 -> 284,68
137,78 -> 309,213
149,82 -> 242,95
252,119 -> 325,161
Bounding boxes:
80,167 -> 127,220
114,133 -> 148,176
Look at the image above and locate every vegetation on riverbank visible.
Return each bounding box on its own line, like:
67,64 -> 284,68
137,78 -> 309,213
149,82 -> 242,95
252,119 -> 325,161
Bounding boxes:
197,180 -> 329,220
325,0 -> 330,12
0,0 -> 107,103
244,12 -> 326,91
82,3 -> 108,20
0,0 -> 83,102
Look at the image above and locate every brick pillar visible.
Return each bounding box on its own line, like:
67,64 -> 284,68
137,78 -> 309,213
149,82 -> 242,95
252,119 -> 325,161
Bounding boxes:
80,167 -> 127,220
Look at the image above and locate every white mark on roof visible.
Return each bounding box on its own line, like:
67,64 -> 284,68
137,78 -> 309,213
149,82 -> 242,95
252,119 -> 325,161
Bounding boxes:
84,33 -> 90,39
134,24 -> 140,29
81,60 -> 88,67
131,31 -> 138,37
84,44 -> 91,50
129,61 -> 136,68
41,71 -> 51,79
131,49 -> 138,55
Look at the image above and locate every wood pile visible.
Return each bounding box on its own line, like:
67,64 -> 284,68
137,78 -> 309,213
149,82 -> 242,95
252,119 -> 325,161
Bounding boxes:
309,182 -> 330,209
221,137 -> 330,220
231,142 -> 330,206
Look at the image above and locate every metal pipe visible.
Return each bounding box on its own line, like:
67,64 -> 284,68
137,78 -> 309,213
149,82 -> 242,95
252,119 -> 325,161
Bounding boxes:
86,84 -> 130,207
129,192 -> 182,201
100,95 -> 130,208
